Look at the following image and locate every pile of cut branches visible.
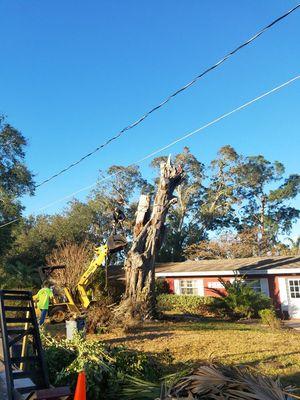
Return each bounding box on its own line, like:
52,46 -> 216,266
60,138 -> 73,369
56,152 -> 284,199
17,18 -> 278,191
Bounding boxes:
161,364 -> 295,400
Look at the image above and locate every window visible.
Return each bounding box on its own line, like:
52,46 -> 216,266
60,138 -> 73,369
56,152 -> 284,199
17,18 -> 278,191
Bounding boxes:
207,281 -> 224,289
246,279 -> 262,293
289,280 -> 300,299
232,278 -> 262,292
179,280 -> 198,295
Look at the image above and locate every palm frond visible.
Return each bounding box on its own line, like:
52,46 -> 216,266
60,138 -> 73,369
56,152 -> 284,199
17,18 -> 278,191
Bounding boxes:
121,375 -> 161,399
164,364 -> 291,400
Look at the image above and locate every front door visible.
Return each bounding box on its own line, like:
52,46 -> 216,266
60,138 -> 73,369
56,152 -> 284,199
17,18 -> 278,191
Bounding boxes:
287,279 -> 300,318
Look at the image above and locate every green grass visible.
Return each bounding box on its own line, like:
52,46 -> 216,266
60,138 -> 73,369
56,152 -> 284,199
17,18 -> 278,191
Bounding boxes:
99,318 -> 300,387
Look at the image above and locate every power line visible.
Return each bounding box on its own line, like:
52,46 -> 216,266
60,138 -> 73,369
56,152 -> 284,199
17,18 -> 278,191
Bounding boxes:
35,4 -> 300,189
1,74 -> 299,230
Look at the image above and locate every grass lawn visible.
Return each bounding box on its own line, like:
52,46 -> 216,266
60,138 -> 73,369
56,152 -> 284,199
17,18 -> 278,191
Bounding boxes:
96,318 -> 300,387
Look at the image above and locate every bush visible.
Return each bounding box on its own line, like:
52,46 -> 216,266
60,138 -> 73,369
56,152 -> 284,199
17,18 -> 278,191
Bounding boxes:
259,308 -> 281,330
43,344 -> 76,385
112,348 -> 161,381
42,332 -> 112,397
211,279 -> 272,319
157,294 -> 215,315
41,332 -> 162,399
155,279 -> 170,295
46,241 -> 94,290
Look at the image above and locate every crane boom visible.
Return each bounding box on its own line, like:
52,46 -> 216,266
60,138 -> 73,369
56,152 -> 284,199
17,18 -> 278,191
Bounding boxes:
77,244 -> 108,308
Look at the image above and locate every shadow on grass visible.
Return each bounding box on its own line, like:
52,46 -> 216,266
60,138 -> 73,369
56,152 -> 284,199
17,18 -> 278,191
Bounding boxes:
130,319 -> 257,334
177,322 -> 254,332
231,350 -> 300,368
102,332 -> 173,344
282,371 -> 300,389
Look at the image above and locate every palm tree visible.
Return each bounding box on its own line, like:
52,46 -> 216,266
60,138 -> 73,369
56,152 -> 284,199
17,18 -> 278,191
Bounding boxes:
287,236 -> 300,255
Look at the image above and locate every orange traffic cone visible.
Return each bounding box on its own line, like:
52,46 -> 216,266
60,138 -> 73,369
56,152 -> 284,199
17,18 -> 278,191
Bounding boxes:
74,371 -> 86,400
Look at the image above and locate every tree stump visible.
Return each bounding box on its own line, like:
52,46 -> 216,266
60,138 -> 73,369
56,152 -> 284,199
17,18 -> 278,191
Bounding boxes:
117,158 -> 184,320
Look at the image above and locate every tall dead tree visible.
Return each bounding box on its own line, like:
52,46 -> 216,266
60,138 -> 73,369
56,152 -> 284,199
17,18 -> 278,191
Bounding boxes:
118,158 -> 184,320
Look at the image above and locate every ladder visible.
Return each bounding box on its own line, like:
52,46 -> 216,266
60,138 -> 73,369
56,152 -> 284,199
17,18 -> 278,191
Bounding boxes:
0,289 -> 71,400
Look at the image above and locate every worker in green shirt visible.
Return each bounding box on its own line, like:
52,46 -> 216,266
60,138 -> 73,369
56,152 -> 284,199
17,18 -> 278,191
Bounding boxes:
34,282 -> 53,326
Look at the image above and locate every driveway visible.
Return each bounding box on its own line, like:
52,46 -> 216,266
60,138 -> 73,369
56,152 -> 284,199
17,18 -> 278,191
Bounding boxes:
283,319 -> 300,331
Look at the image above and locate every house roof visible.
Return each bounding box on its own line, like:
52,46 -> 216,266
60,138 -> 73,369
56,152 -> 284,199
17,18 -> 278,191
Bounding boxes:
155,256 -> 300,277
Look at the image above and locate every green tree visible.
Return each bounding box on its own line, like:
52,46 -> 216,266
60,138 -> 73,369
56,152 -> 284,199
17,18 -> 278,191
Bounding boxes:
186,228 -> 268,260
200,145 -> 241,231
190,147 -> 299,259
0,116 -> 34,258
0,261 -> 39,289
10,201 -> 103,267
92,164 -> 151,239
237,156 -> 300,248
10,164 -> 149,267
98,165 -> 149,203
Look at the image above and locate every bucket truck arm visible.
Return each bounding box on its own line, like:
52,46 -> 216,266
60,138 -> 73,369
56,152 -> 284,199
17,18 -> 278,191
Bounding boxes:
77,244 -> 109,308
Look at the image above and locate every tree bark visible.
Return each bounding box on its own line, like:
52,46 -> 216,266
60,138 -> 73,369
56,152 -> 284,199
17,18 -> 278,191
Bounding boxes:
118,158 -> 183,320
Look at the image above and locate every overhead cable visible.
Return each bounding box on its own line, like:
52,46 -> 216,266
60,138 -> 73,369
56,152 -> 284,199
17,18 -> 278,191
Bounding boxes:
1,74 -> 299,230
35,4 -> 300,189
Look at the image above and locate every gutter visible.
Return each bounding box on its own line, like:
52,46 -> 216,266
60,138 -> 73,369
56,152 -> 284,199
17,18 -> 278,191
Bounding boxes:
155,268 -> 300,277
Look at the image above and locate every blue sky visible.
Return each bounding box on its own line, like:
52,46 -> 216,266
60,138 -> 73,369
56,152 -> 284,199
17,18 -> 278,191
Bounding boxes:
0,1 -> 299,238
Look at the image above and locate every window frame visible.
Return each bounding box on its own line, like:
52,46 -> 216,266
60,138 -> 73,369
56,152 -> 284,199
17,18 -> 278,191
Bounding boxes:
245,279 -> 262,293
178,279 -> 199,295
288,279 -> 300,299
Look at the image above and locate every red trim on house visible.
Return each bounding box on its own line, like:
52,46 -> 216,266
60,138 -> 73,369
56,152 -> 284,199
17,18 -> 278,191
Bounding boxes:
267,276 -> 278,308
166,278 -> 174,294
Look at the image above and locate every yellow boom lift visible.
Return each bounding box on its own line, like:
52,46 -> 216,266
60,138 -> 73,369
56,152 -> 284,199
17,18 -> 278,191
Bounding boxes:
38,202 -> 127,322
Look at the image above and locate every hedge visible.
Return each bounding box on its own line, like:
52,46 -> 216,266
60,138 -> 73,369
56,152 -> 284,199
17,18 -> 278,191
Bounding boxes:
157,294 -> 215,314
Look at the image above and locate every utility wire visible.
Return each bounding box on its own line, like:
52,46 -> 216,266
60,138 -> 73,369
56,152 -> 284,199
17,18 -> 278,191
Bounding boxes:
35,4 -> 300,189
1,74 -> 299,230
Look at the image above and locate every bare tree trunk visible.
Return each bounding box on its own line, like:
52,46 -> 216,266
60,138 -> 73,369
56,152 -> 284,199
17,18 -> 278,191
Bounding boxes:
118,158 -> 183,320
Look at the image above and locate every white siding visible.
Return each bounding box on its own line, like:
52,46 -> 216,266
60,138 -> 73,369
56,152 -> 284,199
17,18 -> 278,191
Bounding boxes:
174,279 -> 180,295
196,279 -> 204,296
278,277 -> 288,311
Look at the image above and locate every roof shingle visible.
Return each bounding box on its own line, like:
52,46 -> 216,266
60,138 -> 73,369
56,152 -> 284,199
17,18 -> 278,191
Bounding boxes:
155,256 -> 300,274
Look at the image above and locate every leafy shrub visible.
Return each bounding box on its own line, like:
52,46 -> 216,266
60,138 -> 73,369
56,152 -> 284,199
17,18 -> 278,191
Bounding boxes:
259,308 -> 281,330
155,279 -> 170,295
41,332 -> 162,399
42,332 -> 112,397
43,344 -> 76,384
157,294 -> 215,315
112,347 -> 161,381
211,279 -> 272,319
